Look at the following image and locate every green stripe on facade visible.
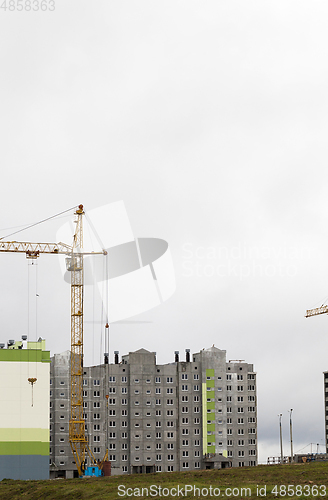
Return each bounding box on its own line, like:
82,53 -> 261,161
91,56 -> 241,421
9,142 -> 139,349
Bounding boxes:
204,369 -> 216,453
42,351 -> 50,362
0,441 -> 49,456
0,429 -> 49,443
202,382 -> 207,455
0,350 -> 50,363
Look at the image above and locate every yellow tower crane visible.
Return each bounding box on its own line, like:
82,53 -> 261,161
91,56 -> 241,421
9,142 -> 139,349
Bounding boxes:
0,204 -> 107,476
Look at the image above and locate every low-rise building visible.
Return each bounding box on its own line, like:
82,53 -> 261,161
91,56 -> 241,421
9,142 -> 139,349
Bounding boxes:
0,337 -> 50,480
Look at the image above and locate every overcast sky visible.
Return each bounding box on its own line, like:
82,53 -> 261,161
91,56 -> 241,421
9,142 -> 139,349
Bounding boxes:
1,0 -> 328,463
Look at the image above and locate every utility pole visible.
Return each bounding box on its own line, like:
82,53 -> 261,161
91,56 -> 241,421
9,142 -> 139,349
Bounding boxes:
278,413 -> 283,464
290,409 -> 294,462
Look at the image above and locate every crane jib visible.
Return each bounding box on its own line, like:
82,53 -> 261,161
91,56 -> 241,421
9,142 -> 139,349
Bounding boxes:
305,305 -> 328,317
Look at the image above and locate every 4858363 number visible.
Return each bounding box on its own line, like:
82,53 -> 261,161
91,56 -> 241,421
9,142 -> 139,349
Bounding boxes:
271,484 -> 326,496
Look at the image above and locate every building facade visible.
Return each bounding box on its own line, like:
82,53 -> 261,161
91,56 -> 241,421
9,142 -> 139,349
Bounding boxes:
0,337 -> 50,480
50,346 -> 257,478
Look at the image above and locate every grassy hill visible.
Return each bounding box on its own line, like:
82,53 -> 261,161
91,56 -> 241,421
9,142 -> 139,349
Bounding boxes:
0,462 -> 328,500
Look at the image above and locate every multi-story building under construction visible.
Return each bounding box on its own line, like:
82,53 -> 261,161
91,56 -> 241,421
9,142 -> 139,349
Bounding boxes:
49,346 -> 257,478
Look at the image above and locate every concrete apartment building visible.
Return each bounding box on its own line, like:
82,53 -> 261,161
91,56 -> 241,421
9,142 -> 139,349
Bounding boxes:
49,346 -> 257,478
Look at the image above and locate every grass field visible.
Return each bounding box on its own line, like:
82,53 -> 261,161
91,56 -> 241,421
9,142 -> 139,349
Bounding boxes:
0,462 -> 327,500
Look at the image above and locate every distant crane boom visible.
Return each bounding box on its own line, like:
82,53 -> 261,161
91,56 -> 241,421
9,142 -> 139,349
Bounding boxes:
305,305 -> 328,318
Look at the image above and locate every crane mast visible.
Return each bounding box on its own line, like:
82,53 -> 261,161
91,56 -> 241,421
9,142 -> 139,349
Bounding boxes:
69,205 -> 90,475
0,204 -> 106,477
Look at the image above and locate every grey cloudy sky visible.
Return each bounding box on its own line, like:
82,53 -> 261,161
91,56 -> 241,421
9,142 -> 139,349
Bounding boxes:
1,0 -> 328,463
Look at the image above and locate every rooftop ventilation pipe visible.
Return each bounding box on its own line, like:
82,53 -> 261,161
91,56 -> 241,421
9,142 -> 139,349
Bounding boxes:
114,351 -> 119,365
175,351 -> 179,363
186,349 -> 190,362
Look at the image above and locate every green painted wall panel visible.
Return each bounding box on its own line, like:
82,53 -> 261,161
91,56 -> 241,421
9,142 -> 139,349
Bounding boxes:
42,351 -> 50,362
0,441 -> 49,456
25,340 -> 46,351
207,402 -> 215,409
207,445 -> 215,453
207,424 -> 215,431
0,428 -> 49,443
206,369 -> 214,377
206,380 -> 215,388
0,350 -> 50,363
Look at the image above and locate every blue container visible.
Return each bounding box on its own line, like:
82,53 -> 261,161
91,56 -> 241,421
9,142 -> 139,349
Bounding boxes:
84,466 -> 103,477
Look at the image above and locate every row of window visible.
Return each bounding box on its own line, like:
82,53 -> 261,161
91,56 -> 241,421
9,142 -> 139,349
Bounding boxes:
226,450 -> 256,457
51,373 -> 256,386
52,449 -> 255,466
226,417 -> 255,424
80,414 -> 202,425
53,443 -> 254,458
96,421 -> 246,431
50,402 -> 256,413
226,374 -> 256,380
51,387 -> 255,398
50,460 -> 202,473
51,461 -> 254,470
227,439 -> 257,446
105,398 -> 182,406
227,428 -> 256,435
156,464 -> 199,471
51,395 -> 255,404
51,417 -> 255,428
226,385 -> 256,391
52,434 -> 237,449
226,407 -> 255,413
111,373 -> 255,383
91,418 -> 240,428
106,388 -> 179,395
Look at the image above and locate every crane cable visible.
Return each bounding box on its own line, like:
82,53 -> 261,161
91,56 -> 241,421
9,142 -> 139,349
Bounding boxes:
310,294 -> 328,309
27,257 -> 39,405
0,205 -> 78,241
84,212 -> 106,251
83,210 -> 108,365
